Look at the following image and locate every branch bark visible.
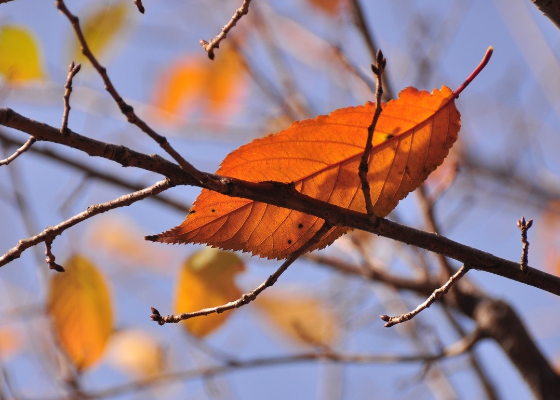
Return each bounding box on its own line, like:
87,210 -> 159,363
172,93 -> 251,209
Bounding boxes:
2,106 -> 560,298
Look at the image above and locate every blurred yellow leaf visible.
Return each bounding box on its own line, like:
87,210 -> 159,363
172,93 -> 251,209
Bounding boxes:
256,292 -> 340,347
152,46 -> 246,125
0,25 -> 44,82
0,327 -> 23,360
47,255 -> 113,371
174,248 -> 244,337
71,1 -> 129,62
108,329 -> 165,378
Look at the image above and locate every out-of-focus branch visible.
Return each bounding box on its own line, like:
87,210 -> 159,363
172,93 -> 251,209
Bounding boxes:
85,342 -> 479,399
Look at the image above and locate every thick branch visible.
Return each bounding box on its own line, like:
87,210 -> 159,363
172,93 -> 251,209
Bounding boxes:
530,0 -> 560,31
2,107 -> 560,298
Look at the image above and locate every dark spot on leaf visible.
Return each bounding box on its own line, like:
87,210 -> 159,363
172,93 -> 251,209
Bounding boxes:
386,134 -> 395,140
298,223 -> 303,229
189,210 -> 196,214
211,209 -> 216,213
287,239 -> 292,244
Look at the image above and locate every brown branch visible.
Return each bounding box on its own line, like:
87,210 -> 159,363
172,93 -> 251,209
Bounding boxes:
54,0 -> 223,191
2,107 -> 560,297
151,221 -> 332,325
60,61 -> 81,134
0,178 -> 172,268
0,137 -> 35,166
306,253 -> 436,295
530,0 -> 560,31
200,0 -> 252,60
381,265 -> 470,327
517,216 -> 533,273
359,50 -> 385,221
133,0 -> 144,14
44,241 -> 64,272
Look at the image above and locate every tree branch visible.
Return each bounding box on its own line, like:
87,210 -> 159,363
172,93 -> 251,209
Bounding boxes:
0,178 -> 172,268
151,222 -> 332,324
1,107 -> 560,298
199,0 -> 252,60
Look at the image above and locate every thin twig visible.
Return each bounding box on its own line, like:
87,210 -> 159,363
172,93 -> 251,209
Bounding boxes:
350,0 -> 394,100
44,241 -> 64,272
151,221 -> 332,325
0,179 -> 172,268
200,0 -> 252,60
60,61 -> 81,134
0,137 -> 35,166
517,216 -> 533,273
54,0 -> 224,191
133,0 -> 144,14
358,50 -> 385,221
381,265 -> 470,327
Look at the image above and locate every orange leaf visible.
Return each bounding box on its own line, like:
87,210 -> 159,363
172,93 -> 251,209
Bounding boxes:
307,0 -> 345,15
154,86 -> 460,259
174,248 -> 244,337
47,255 -> 113,371
152,46 -> 245,125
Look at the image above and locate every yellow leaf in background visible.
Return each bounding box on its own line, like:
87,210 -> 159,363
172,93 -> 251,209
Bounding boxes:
174,248 -> 244,337
71,1 -> 129,62
152,46 -> 246,125
47,255 -> 113,371
256,292 -> 340,347
108,330 -> 165,378
0,327 -> 23,360
0,25 -> 44,82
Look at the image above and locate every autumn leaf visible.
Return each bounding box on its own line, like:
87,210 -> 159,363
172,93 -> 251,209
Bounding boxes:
47,255 -> 113,371
255,292 -> 339,347
108,329 -> 165,378
70,1 -> 129,63
0,25 -> 44,82
153,86 -> 460,259
307,0 -> 345,15
152,46 -> 246,125
0,327 -> 23,360
175,248 -> 245,337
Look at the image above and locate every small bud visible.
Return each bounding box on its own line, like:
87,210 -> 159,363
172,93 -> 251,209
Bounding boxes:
379,314 -> 390,322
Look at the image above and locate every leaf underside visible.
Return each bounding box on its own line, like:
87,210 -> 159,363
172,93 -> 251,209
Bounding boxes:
155,86 -> 461,259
